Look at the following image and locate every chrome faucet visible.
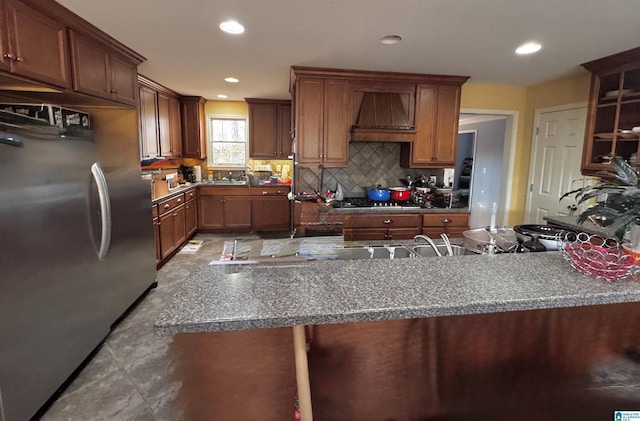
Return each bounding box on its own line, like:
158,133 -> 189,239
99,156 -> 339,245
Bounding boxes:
440,233 -> 453,256
414,235 -> 442,257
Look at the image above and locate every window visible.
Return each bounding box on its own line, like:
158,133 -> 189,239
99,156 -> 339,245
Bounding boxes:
206,115 -> 248,167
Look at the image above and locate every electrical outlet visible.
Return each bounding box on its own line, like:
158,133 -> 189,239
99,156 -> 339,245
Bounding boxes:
276,165 -> 282,172
428,176 -> 437,184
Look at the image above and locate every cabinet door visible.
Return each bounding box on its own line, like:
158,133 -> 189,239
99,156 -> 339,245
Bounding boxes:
0,0 -> 9,72
157,92 -> 174,157
181,96 -> 206,159
198,195 -> 225,229
387,227 -> 421,241
249,102 -> 278,158
433,85 -> 460,166
296,77 -> 324,165
223,196 -> 252,229
69,30 -> 110,99
409,84 -> 438,165
172,205 -> 187,248
153,217 -> 161,264
251,196 -> 290,231
278,103 -> 292,157
168,95 -> 183,156
5,0 -> 70,88
185,198 -> 198,238
322,79 -> 349,167
108,53 -> 138,105
343,228 -> 388,242
139,84 -> 159,159
159,211 -> 176,259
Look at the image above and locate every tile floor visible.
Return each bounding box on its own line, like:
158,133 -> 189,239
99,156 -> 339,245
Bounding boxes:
38,233 -> 260,421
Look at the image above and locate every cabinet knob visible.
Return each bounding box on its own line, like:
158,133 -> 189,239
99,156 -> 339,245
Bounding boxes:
3,53 -> 14,60
109,89 -> 120,94
164,204 -> 170,209
177,198 -> 182,203
442,218 -> 451,224
263,191 -> 269,195
383,219 -> 393,224
14,56 -> 23,62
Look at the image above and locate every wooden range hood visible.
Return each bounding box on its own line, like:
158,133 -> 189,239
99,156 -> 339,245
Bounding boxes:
351,92 -> 416,142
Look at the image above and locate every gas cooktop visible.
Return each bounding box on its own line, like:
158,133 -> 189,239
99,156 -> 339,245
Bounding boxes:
342,197 -> 421,208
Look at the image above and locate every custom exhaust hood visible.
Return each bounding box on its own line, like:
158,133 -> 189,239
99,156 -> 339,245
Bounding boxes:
351,92 -> 416,142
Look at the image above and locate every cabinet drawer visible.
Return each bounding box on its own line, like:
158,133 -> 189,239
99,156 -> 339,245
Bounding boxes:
152,204 -> 159,218
422,213 -> 469,227
158,193 -> 185,215
185,188 -> 197,202
343,214 -> 421,228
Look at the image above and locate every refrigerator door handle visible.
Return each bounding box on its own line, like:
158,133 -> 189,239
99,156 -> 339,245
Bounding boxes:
90,162 -> 112,260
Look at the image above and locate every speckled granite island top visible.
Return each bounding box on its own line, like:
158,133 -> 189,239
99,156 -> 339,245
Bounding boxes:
154,252 -> 640,335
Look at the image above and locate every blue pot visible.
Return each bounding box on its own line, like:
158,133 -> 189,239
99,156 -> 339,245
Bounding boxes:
368,186 -> 390,201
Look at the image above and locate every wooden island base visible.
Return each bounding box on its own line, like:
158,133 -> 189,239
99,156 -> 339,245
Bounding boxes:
170,302 -> 640,420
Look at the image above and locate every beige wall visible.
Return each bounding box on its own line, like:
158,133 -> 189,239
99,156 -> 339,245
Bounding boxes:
206,72 -> 592,225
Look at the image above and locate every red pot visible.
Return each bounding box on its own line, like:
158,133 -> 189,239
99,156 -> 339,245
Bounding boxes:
389,187 -> 411,201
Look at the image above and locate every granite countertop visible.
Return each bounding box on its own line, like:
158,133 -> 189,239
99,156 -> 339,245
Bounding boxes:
155,251 -> 640,335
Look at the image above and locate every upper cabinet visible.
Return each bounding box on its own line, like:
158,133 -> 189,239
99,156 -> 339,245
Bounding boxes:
69,30 -> 139,105
290,67 -> 468,169
581,47 -> 640,174
0,0 -> 70,88
0,0 -> 144,105
181,96 -> 207,159
138,75 -> 182,159
291,73 -> 350,167
246,98 -> 292,159
400,83 -> 462,168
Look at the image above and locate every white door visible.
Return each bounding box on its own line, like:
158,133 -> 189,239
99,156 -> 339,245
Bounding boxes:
526,106 -> 587,224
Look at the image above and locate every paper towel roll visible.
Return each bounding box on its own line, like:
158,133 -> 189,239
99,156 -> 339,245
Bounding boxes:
193,166 -> 202,182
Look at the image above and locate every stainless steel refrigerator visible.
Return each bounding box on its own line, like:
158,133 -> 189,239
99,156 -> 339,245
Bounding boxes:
0,107 -> 157,421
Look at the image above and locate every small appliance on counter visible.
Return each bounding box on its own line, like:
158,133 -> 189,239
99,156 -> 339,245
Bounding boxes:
179,164 -> 196,183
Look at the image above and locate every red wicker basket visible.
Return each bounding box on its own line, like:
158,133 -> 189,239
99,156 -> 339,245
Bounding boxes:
561,241 -> 637,281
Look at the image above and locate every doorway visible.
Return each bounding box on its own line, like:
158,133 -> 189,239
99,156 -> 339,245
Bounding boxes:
525,103 -> 588,224
459,110 -> 516,229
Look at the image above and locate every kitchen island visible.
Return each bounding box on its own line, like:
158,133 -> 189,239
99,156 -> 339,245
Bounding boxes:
155,251 -> 640,420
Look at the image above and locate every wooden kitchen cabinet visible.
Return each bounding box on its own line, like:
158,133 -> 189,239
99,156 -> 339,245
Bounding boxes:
343,213 -> 421,241
251,191 -> 291,231
158,193 -> 186,260
294,76 -> 349,167
247,98 -> 292,159
69,30 -> 139,105
198,186 -> 291,232
401,83 -> 462,168
0,0 -> 70,88
580,47 -> 640,174
422,212 -> 469,238
184,189 -> 198,238
181,96 -> 207,159
198,189 -> 252,231
138,75 -> 182,159
152,204 -> 161,265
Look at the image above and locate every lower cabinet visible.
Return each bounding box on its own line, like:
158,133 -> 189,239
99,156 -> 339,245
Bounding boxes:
159,202 -> 186,260
343,214 -> 422,241
154,188 -> 198,267
184,190 -> 198,238
198,186 -> 291,232
422,213 -> 469,238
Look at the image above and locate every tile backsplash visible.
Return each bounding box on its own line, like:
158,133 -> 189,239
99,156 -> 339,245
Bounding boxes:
297,142 -> 443,197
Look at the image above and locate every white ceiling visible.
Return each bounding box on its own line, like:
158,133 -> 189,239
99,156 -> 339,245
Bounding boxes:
56,0 -> 640,101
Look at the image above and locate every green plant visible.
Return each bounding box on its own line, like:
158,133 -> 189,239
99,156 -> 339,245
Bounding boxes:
561,156 -> 640,240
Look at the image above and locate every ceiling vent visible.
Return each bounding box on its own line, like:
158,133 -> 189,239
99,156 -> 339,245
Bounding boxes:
351,92 -> 416,142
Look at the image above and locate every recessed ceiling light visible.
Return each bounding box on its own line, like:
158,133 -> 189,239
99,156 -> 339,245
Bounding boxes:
380,35 -> 402,45
515,42 -> 542,55
219,20 -> 245,34
224,77 -> 239,83
217,94 -> 228,99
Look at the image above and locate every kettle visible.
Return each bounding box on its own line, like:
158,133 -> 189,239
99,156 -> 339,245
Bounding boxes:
335,183 -> 344,201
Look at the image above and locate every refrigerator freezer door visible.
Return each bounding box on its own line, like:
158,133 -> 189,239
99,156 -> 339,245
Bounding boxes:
0,133 -> 111,421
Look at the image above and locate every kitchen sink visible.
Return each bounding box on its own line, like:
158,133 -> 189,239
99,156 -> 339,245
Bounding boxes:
412,244 -> 475,257
333,246 -> 418,260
